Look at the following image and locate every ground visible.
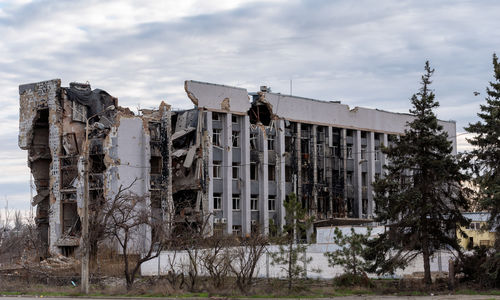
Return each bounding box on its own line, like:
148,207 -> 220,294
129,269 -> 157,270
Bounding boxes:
0,296 -> 499,300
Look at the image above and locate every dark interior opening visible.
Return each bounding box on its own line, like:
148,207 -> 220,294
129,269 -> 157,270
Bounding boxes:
248,102 -> 272,126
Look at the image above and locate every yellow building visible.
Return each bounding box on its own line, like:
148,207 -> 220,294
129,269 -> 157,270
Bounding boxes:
458,212 -> 496,249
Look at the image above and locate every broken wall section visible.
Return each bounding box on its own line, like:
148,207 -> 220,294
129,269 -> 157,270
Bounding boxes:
19,79 -> 124,257
19,79 -> 62,256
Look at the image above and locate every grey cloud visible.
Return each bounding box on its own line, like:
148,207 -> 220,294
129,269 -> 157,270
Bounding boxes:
1,0 -> 500,211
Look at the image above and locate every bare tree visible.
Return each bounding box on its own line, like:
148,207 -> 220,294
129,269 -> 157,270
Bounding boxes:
0,210 -> 41,267
200,234 -> 233,289
162,247 -> 185,290
100,183 -> 165,291
177,213 -> 212,292
229,233 -> 268,294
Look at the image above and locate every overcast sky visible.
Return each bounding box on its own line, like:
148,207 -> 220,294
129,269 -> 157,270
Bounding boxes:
0,0 -> 499,213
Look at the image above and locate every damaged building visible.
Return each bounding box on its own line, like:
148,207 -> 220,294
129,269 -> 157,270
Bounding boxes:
18,79 -> 457,256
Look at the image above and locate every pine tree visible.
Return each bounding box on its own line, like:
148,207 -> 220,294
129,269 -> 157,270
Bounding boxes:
270,193 -> 314,291
324,227 -> 371,276
365,61 -> 469,285
465,53 -> 500,238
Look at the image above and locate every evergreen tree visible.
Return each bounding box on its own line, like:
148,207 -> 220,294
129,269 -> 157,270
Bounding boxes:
365,61 -> 469,285
324,227 -> 371,276
465,53 -> 500,238
270,193 -> 314,291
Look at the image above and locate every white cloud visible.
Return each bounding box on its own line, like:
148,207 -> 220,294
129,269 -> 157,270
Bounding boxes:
456,132 -> 476,153
0,0 -> 498,211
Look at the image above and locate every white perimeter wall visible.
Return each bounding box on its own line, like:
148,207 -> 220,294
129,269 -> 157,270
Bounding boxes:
142,226 -> 457,280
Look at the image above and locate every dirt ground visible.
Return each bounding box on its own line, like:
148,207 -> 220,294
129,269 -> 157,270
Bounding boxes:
0,296 -> 499,300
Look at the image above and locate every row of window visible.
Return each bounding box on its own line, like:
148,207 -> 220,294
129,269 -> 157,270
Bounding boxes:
467,222 -> 485,230
213,194 -> 276,211
212,129 -> 276,150
214,113 -> 389,156
213,162 -> 376,182
212,112 -> 240,123
213,131 -> 380,160
345,146 -> 381,160
213,162 -> 276,181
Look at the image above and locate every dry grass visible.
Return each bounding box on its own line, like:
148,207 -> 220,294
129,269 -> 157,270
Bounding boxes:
1,274 -> 499,298
1,247 -> 497,298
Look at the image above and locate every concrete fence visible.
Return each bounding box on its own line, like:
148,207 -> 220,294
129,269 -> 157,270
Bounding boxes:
141,244 -> 457,279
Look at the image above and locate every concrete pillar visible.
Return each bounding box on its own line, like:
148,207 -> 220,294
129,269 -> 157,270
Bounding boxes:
341,128 -> 347,215
160,103 -> 173,235
367,131 -> 375,217
381,133 -> 389,178
312,125 -> 318,214
328,126 -> 334,217
276,119 -> 286,230
205,111 -> 214,234
296,123 -> 302,201
48,81 -> 62,255
222,113 -> 232,234
354,130 -> 362,218
241,115 -> 251,235
259,129 -> 269,234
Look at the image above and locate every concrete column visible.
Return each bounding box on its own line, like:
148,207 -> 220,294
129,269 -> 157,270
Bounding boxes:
381,133 -> 388,178
276,119 -> 286,230
328,126 -> 333,148
160,103 -> 173,235
328,126 -> 334,217
222,113 -> 232,234
241,115 -> 251,235
354,130 -> 362,218
296,123 -> 302,200
312,125 -> 318,214
259,129 -> 269,234
48,84 -> 62,255
205,111 -> 214,234
367,131 -> 375,217
341,128 -> 347,215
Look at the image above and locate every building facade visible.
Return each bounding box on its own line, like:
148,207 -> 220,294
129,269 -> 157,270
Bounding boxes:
458,212 -> 496,248
18,79 -> 457,256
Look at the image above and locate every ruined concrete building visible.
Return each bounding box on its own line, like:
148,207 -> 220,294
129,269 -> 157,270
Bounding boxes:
19,79 -> 457,256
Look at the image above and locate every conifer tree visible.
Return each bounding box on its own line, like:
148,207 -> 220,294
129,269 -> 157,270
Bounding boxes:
324,227 -> 371,276
365,61 -> 469,285
465,53 -> 500,238
270,193 -> 314,291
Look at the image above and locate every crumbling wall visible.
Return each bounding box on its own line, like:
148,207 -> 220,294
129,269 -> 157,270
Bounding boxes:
184,80 -> 251,113
171,108 -> 204,228
19,79 -> 63,256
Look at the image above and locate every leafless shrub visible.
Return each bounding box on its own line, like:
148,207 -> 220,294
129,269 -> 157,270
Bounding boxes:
229,233 -> 269,294
98,182 -> 165,291
176,213 -> 212,292
0,210 -> 41,267
162,248 -> 185,290
200,234 -> 234,289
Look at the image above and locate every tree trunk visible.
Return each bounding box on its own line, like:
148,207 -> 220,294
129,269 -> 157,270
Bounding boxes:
421,234 -> 432,286
448,259 -> 455,290
90,239 -> 98,266
126,277 -> 133,291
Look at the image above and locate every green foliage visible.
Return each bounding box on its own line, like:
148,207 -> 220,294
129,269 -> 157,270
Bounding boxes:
465,53 -> 500,239
366,61 -> 470,285
332,273 -> 374,288
455,246 -> 499,288
270,193 -> 314,291
324,227 -> 371,276
483,250 -> 500,288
